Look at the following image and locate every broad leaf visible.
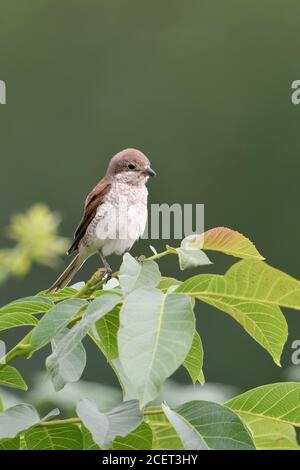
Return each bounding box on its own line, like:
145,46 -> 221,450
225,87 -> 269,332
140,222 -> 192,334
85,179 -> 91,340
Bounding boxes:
112,422 -> 153,450
168,246 -> 212,271
162,401 -> 255,450
81,422 -> 152,450
118,288 -> 195,407
23,424 -> 83,450
0,437 -> 20,450
0,404 -> 40,438
119,253 -> 161,294
82,426 -> 100,450
183,331 -> 205,385
0,297 -> 53,315
176,260 -> 290,365
242,415 -> 300,450
92,306 -> 120,360
182,227 -> 264,260
76,399 -> 142,449
0,297 -> 52,332
47,329 -> 86,392
30,298 -> 87,352
157,277 -> 182,293
39,287 -> 78,302
0,312 -> 38,332
226,382 -> 300,427
0,365 -> 27,391
46,295 -> 119,391
145,409 -> 184,450
179,259 -> 300,310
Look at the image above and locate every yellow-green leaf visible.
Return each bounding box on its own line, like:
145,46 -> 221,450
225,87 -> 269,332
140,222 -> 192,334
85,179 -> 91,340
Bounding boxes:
0,365 -> 27,391
177,260 -> 291,365
183,331 -> 205,385
145,409 -> 184,450
182,227 -> 264,260
226,382 -> 300,427
242,416 -> 300,450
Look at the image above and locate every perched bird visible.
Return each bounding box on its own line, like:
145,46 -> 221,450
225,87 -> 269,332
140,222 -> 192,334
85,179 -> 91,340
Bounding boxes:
49,148 -> 155,291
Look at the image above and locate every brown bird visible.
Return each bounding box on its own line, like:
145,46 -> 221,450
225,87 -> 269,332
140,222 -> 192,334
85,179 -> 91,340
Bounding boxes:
49,148 -> 156,291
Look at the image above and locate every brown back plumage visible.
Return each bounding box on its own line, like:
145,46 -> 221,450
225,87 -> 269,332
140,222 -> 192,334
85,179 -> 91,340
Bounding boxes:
67,176 -> 111,255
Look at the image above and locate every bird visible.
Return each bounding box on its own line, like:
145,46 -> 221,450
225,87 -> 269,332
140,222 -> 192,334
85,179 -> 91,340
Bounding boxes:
48,148 -> 156,292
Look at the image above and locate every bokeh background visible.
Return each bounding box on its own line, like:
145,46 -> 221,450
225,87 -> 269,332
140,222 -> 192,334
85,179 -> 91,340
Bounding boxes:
1,0 -> 300,400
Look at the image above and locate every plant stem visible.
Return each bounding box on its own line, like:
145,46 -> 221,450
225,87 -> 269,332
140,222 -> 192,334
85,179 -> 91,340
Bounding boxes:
3,332 -> 32,364
144,249 -> 171,262
38,409 -> 163,427
40,417 -> 81,427
144,407 -> 164,416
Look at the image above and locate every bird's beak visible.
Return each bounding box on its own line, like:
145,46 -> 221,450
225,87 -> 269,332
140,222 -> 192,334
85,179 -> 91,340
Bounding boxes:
144,167 -> 156,177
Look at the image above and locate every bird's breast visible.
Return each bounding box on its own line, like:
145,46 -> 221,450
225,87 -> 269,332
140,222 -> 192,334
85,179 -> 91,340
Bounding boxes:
89,182 -> 148,256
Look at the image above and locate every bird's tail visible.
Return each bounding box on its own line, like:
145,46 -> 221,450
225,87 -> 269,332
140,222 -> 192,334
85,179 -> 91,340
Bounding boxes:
48,255 -> 85,292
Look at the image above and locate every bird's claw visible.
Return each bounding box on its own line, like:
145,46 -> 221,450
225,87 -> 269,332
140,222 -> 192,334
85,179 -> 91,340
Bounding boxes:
135,255 -> 146,263
102,266 -> 112,282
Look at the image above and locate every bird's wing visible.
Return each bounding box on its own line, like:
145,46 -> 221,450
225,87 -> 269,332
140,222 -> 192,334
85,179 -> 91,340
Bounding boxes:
67,177 -> 112,255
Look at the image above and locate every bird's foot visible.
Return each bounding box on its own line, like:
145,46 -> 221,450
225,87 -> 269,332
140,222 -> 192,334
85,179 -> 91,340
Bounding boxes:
102,265 -> 112,282
135,255 -> 146,263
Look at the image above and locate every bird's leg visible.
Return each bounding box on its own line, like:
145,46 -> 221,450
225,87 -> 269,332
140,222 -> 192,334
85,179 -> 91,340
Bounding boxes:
98,251 -> 112,281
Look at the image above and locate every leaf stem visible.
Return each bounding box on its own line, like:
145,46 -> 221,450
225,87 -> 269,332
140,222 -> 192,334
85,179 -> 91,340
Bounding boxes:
144,249 -> 172,262
40,417 -> 81,427
3,332 -> 33,364
144,407 -> 164,416
37,409 -> 163,427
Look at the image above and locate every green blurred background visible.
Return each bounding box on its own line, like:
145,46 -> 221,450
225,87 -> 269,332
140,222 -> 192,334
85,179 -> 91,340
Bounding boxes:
0,0 -> 300,393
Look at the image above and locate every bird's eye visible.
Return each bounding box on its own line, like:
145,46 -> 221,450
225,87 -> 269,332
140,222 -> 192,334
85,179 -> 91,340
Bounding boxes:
128,163 -> 136,170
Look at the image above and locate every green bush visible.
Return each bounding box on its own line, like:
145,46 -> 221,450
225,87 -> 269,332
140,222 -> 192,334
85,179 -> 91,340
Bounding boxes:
0,227 -> 299,450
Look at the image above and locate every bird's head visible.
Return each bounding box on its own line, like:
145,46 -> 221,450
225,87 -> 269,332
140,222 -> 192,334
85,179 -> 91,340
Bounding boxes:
107,148 -> 156,185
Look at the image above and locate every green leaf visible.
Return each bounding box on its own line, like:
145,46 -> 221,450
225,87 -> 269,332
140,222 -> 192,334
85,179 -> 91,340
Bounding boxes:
76,399 -> 142,449
183,331 -> 205,385
112,422 -> 153,450
226,382 -> 300,427
46,329 -> 86,392
168,245 -> 212,271
46,295 -> 119,391
182,227 -> 264,260
119,253 -> 161,295
145,409 -> 184,450
41,408 -> 60,422
0,404 -> 40,438
157,277 -> 182,293
176,260 -> 290,365
38,287 -> 78,302
0,365 -> 27,391
118,288 -> 195,407
0,436 -> 20,450
241,416 -> 300,450
162,401 -> 255,450
179,259 -> 300,310
82,423 -> 153,450
0,297 -> 52,332
92,306 -> 120,360
30,299 -> 87,352
23,424 -> 83,450
0,312 -> 38,331
0,297 -> 53,315
82,426 -> 100,450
